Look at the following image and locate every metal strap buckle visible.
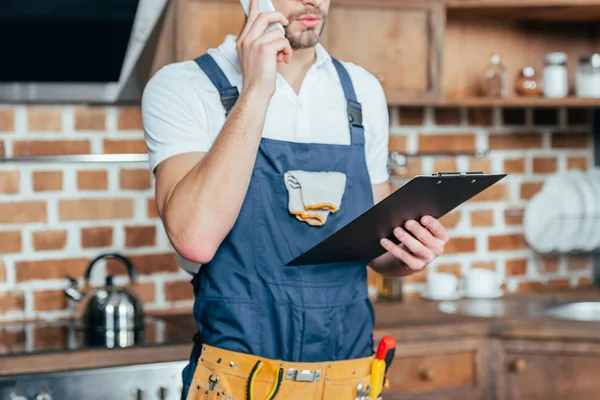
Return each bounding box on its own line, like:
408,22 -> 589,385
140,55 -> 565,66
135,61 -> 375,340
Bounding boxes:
347,99 -> 363,128
285,369 -> 322,382
219,86 -> 239,117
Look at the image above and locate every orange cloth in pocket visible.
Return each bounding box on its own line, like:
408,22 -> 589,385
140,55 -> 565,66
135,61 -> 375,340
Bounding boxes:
186,344 -> 379,400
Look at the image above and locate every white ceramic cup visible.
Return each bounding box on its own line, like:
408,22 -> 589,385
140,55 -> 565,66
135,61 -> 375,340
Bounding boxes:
464,269 -> 502,298
426,272 -> 459,299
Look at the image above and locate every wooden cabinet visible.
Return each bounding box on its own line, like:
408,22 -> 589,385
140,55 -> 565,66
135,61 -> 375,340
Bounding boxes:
494,340 -> 600,400
321,0 -> 444,104
381,338 -> 492,400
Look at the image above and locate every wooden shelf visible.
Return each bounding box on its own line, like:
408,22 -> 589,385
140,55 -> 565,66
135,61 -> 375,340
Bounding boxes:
386,95 -> 600,107
447,0 -> 600,21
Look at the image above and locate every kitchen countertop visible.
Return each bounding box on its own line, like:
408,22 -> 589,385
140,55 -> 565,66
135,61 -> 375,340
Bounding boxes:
3,286 -> 600,376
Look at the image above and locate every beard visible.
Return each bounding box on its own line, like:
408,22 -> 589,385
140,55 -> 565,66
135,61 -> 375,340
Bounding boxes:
285,8 -> 327,50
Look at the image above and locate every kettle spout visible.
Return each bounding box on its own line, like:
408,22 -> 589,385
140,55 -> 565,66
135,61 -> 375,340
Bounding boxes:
65,276 -> 83,302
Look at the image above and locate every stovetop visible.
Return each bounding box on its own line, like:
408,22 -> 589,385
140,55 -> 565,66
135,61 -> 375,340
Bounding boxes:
0,314 -> 197,357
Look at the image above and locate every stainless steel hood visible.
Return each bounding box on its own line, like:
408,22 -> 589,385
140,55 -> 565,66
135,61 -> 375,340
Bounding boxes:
0,0 -> 168,103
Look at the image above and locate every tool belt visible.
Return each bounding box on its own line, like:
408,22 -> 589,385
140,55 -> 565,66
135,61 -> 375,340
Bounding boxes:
186,344 -> 382,400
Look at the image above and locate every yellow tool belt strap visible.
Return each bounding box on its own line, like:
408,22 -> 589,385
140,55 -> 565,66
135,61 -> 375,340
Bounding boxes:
187,344 -> 379,400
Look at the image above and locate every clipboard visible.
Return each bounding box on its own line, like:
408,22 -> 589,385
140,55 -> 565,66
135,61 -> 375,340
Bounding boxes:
285,172 -> 507,266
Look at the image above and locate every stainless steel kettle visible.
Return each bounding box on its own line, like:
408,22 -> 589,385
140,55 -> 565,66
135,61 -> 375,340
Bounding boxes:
65,253 -> 145,335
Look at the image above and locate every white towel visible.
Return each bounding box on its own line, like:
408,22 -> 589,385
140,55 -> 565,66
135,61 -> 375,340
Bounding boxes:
284,171 -> 347,226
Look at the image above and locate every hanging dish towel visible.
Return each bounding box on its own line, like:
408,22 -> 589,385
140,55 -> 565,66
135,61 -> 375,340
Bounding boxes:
284,171 -> 347,226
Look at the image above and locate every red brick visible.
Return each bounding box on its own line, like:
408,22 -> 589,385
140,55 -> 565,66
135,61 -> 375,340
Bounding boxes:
0,109 -> 15,132
133,282 -> 156,304
488,234 -> 526,251
547,279 -> 570,289
472,184 -> 509,202
165,281 -> 194,302
520,182 -> 544,200
0,260 -> 5,283
568,255 -> 591,271
77,170 -> 108,191
147,198 -> 159,219
15,258 -> 89,282
0,141 -> 5,157
391,158 -> 422,178
467,108 -> 493,126
0,231 -> 21,253
106,253 -> 178,276
0,201 -> 47,223
517,281 -> 545,292
567,156 -> 590,170
577,277 -> 592,287
551,133 -> 589,149
125,226 -> 156,248
33,171 -> 62,192
32,230 -> 67,251
120,169 -> 151,190
398,107 -> 424,126
469,158 -> 492,174
59,199 -> 134,221
0,171 -> 19,193
434,157 -> 457,173
419,134 -> 476,153
541,256 -> 560,274
506,259 -> 527,276
503,158 -> 526,174
434,108 -> 461,125
445,237 -> 476,254
439,211 -> 461,229
74,107 -> 106,131
103,139 -> 147,154
27,108 -> 62,132
0,291 -> 25,313
532,157 -> 557,173
81,227 -> 113,248
504,208 -> 524,226
388,135 -> 407,153
471,261 -> 496,271
118,107 -> 143,130
33,290 -> 68,312
470,210 -> 494,227
436,263 -> 462,277
33,326 -> 68,350
13,140 -> 90,156
488,134 -> 543,150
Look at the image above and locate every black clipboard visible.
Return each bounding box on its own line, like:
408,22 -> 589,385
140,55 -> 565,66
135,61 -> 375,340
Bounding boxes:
285,172 -> 506,266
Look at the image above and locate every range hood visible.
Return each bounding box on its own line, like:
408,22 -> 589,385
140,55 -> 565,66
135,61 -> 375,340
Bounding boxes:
0,0 -> 168,103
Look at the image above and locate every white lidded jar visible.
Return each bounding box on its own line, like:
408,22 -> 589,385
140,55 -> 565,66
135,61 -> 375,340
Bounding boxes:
543,52 -> 569,98
576,54 -> 600,98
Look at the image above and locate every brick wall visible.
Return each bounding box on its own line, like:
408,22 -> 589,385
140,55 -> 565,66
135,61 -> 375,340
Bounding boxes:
381,106 -> 594,299
0,104 -> 595,322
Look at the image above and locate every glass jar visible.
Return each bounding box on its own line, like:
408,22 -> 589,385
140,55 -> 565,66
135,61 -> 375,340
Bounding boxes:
515,67 -> 540,97
576,54 -> 600,98
543,52 -> 568,98
484,54 -> 508,97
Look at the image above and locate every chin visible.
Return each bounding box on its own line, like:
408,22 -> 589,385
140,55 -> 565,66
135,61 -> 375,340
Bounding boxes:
287,30 -> 321,50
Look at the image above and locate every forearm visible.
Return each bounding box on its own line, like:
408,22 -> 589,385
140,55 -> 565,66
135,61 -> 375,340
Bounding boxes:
163,89 -> 270,261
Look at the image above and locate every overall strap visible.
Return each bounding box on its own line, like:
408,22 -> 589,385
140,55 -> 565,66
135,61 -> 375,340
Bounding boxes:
194,54 -> 239,117
331,58 -> 365,146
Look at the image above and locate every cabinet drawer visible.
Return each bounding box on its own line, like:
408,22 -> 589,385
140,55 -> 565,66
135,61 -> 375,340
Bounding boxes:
388,351 -> 476,392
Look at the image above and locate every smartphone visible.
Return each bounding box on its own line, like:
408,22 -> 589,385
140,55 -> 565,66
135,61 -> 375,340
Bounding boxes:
240,0 -> 285,35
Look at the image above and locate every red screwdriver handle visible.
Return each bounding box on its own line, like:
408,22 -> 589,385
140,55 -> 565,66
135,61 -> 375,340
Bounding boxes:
376,336 -> 397,376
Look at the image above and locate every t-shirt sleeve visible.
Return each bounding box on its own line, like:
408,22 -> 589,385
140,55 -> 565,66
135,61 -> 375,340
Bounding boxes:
142,65 -> 211,174
361,72 -> 390,185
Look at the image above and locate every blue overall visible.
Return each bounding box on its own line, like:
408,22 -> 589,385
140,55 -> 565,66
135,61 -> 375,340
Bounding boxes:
181,53 -> 376,399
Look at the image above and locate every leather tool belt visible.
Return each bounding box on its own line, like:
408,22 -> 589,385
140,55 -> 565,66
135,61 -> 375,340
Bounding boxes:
186,344 -> 381,400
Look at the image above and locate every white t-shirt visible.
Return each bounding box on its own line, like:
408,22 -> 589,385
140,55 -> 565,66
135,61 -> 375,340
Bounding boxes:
142,35 -> 390,274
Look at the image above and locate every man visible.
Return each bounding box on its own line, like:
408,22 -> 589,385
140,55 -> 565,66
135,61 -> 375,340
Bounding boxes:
142,0 -> 449,398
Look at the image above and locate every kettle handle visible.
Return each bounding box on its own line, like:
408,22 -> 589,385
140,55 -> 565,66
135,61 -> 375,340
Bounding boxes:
85,253 -> 137,284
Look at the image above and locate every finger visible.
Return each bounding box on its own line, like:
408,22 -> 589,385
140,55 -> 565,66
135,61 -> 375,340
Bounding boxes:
244,12 -> 289,44
250,26 -> 285,47
238,0 -> 260,43
393,227 -> 435,263
277,52 -> 283,63
421,215 -> 449,242
405,220 -> 439,253
380,239 -> 425,272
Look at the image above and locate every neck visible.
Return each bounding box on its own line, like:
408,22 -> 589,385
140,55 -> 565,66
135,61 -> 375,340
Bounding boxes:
277,47 -> 317,93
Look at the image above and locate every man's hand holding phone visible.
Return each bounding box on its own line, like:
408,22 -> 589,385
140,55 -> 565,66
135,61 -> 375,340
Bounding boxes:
236,0 -> 292,101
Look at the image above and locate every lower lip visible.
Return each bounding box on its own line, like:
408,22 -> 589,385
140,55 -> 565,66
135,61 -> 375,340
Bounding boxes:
298,19 -> 320,28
